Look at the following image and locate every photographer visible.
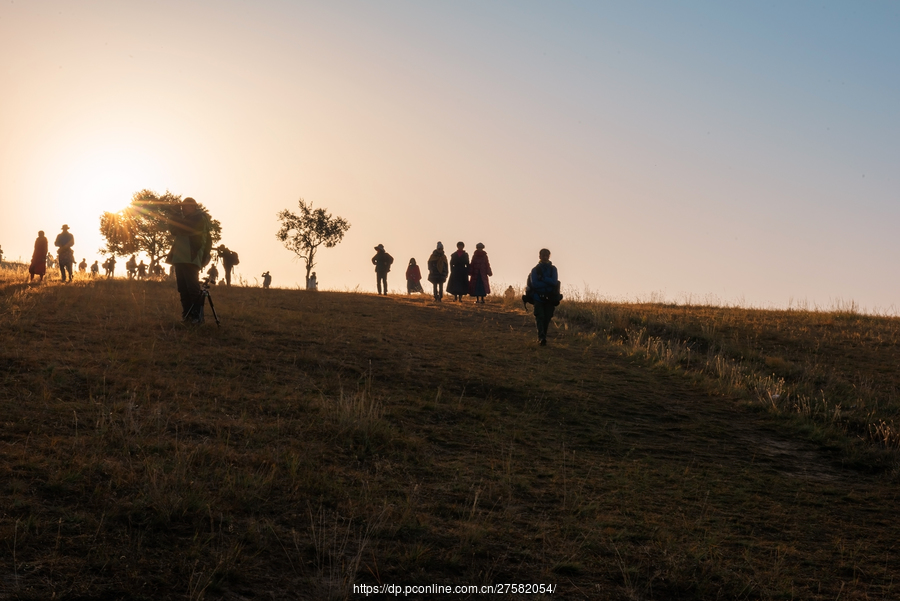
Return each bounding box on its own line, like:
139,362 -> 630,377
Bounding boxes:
165,197 -> 213,323
216,245 -> 239,286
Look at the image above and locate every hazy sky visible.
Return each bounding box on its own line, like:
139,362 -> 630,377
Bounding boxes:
2,1 -> 898,310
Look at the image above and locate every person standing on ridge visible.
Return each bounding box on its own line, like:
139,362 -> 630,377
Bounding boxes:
468,242 -> 492,304
165,197 -> 213,324
54,224 -> 75,283
427,242 -> 448,301
216,245 -> 239,286
262,271 -> 272,289
29,231 -> 48,282
90,260 -> 99,277
528,248 -> 560,346
78,258 -> 87,273
447,241 -> 469,301
371,244 -> 393,295
406,258 -> 424,294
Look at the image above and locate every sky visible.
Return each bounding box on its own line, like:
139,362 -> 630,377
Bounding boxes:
1,1 -> 898,311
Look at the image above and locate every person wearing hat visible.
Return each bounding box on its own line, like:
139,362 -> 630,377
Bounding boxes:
426,241 -> 448,301
165,197 -> 213,323
54,224 -> 75,283
216,244 -> 239,286
467,242 -> 493,304
371,244 -> 393,295
29,230 -> 48,282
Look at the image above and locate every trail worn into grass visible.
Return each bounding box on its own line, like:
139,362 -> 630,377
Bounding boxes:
0,278 -> 897,600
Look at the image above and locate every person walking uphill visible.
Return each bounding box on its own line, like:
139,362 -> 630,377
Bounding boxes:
165,197 -> 213,324
371,244 -> 393,295
29,231 -> 48,282
54,225 -> 75,283
528,248 -> 561,346
468,242 -> 492,304
447,241 -> 469,301
427,242 -> 448,301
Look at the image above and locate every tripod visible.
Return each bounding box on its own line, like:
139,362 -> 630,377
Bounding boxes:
188,276 -> 221,326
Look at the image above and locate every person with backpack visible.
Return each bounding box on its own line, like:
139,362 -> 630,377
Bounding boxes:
372,244 -> 393,295
54,224 -> 75,283
216,245 -> 239,286
526,248 -> 561,346
165,197 -> 213,323
427,242 -> 448,301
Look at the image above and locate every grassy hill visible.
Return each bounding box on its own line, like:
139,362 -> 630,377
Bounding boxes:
1,269 -> 898,600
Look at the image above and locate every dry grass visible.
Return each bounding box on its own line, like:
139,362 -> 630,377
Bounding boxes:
2,267 -> 899,600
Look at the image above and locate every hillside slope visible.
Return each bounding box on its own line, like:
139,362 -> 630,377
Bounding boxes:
1,276 -> 897,600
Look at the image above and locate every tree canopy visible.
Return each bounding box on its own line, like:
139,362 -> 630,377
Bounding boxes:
99,190 -> 222,273
276,199 -> 350,284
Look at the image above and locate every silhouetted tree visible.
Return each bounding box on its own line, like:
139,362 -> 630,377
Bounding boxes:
99,190 -> 222,274
276,199 -> 350,285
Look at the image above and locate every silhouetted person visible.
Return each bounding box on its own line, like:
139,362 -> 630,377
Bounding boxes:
504,285 -> 516,300
262,271 -> 272,289
447,241 -> 469,301
105,256 -> 117,278
46,252 -> 56,269
126,254 -> 138,279
216,245 -> 239,286
90,260 -> 99,277
206,263 -> 219,285
138,260 -> 147,279
528,248 -> 560,346
306,272 -> 317,290
468,242 -> 492,304
54,224 -> 75,283
372,244 -> 393,295
406,258 -> 424,294
29,231 -> 48,282
427,242 -> 448,301
166,197 -> 212,323
78,258 -> 87,273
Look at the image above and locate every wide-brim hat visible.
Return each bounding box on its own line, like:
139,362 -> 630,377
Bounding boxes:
61,224 -> 69,230
374,244 -> 384,250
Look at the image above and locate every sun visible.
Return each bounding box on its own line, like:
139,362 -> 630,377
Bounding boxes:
61,147 -> 166,217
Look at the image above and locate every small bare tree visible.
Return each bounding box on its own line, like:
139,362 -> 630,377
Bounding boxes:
276,199 -> 350,285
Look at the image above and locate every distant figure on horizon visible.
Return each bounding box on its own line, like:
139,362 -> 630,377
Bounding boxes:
46,252 -> 56,270
54,224 -> 75,283
166,197 -> 213,324
447,241 -> 469,302
306,272 -> 317,290
105,256 -> 117,278
29,231 -> 48,282
427,242 -> 448,302
90,260 -> 99,277
138,260 -> 147,279
126,254 -> 138,279
262,271 -> 272,289
528,248 -> 561,346
372,244 -> 393,295
207,263 -> 219,286
504,285 -> 516,300
468,242 -> 492,304
216,245 -> 239,286
78,258 -> 87,273
406,258 -> 424,294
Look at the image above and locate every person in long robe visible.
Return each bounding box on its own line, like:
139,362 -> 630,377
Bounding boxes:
446,241 -> 469,301
29,231 -> 48,282
467,242 -> 493,304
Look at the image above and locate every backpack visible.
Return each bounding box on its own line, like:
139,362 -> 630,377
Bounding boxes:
522,265 -> 562,307
230,251 -> 240,266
